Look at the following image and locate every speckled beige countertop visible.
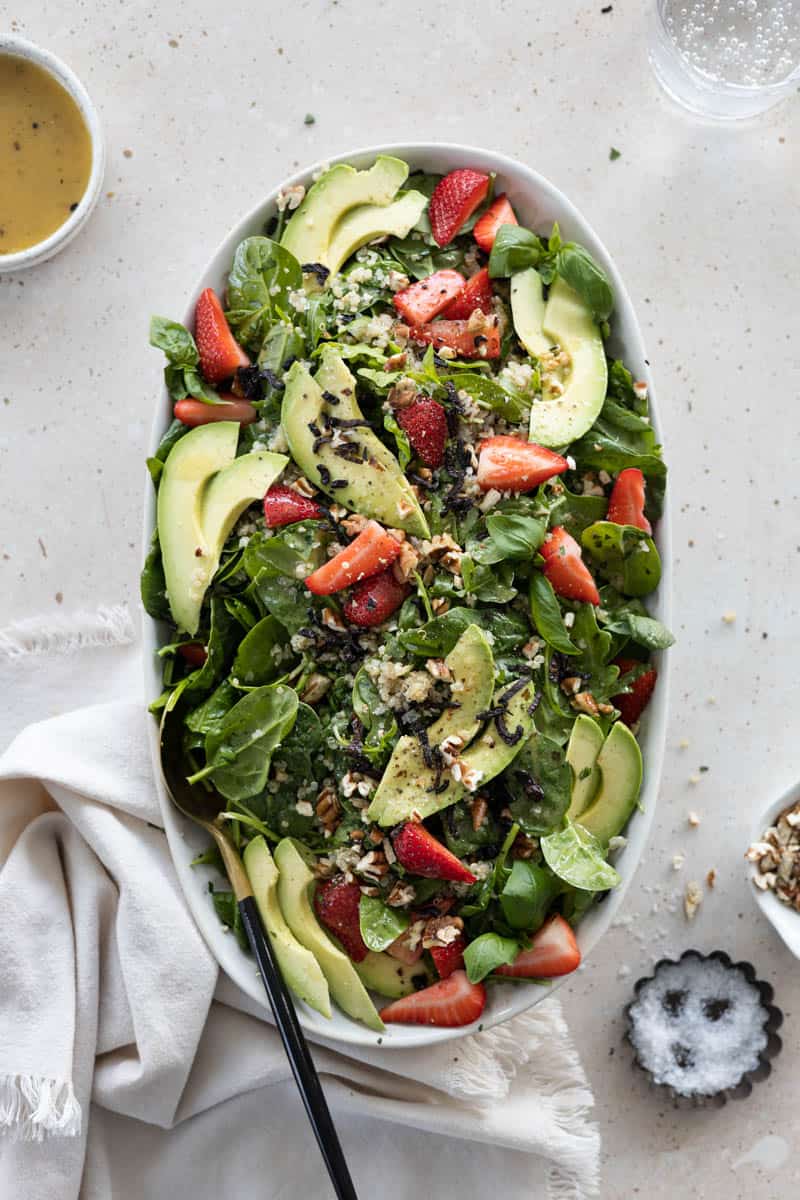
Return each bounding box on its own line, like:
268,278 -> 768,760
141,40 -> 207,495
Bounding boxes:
2,1 -> 799,1194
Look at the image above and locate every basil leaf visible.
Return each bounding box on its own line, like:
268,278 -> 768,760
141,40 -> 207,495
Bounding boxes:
599,609 -> 674,650
500,860 -> 562,930
505,732 -> 572,836
540,819 -> 621,890
194,683 -> 299,801
150,317 -> 222,404
478,513 -> 546,563
582,521 -> 662,598
529,572 -> 578,654
226,236 -> 303,352
359,895 -> 409,952
460,556 -> 517,604
488,226 -> 546,278
541,485 -> 607,539
463,932 -> 520,983
569,603 -> 620,703
555,244 -> 614,321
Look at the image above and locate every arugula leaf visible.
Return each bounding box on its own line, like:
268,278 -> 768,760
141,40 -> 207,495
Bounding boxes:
460,556 -> 517,604
463,932 -> 520,983
226,236 -> 303,352
447,372 -> 528,422
398,606 -> 529,657
359,895 -> 409,952
529,572 -> 577,654
540,820 -> 621,890
555,244 -> 614,321
582,521 -> 662,598
500,860 -> 562,930
473,513 -> 545,564
505,732 -> 572,835
488,226 -> 546,278
149,316 -> 221,404
192,683 -> 299,802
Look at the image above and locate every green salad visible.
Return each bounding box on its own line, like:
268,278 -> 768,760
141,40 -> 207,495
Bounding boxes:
142,156 -> 672,1032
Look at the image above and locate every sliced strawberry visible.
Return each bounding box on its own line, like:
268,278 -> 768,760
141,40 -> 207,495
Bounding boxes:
428,169 -> 490,248
607,468 -> 652,534
177,642 -> 207,667
441,268 -> 494,319
495,915 -> 581,978
380,969 -> 486,1026
392,822 -> 477,884
386,927 -> 425,965
263,484 -> 323,528
477,435 -> 567,492
393,270 -> 466,325
430,935 -> 466,980
612,656 -> 657,726
397,398 -> 448,468
194,287 -> 250,384
343,567 -> 409,627
410,317 -> 500,360
173,397 -> 257,426
473,193 -> 518,253
540,526 -> 600,606
304,520 -> 401,596
314,875 -> 368,963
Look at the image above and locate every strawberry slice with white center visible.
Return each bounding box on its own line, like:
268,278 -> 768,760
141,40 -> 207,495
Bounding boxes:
477,435 -> 567,492
428,169 -> 490,247
540,525 -> 600,605
304,520 -> 401,596
194,287 -> 250,384
473,193 -> 518,252
430,935 -> 467,980
495,915 -> 581,978
379,969 -> 487,1026
393,269 -> 466,325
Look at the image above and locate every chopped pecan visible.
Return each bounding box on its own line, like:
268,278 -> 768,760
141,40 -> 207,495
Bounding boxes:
571,691 -> 600,717
355,849 -> 389,880
315,786 -> 341,834
301,673 -> 332,704
470,795 -> 489,831
422,915 -> 464,949
511,832 -> 537,860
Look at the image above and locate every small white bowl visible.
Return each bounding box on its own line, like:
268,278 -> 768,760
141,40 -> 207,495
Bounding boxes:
0,36 -> 105,273
748,785 -> 800,959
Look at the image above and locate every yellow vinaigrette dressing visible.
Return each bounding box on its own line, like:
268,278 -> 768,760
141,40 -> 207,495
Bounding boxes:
0,54 -> 92,254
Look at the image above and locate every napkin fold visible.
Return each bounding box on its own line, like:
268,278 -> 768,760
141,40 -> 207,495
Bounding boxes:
0,608 -> 600,1199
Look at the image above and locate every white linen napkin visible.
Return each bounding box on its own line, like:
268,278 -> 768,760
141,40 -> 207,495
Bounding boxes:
0,607 -> 600,1200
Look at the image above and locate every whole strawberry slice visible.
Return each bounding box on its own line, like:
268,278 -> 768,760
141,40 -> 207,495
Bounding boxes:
343,567 -> 409,627
607,468 -> 652,534
477,435 -> 567,492
392,822 -> 477,884
441,268 -> 494,319
540,526 -> 600,606
473,193 -> 518,253
174,397 -> 256,426
314,875 -> 368,963
397,398 -> 448,468
430,935 -> 466,980
393,269 -> 466,326
410,317 -> 500,359
304,520 -> 402,596
194,287 -> 250,384
612,656 -> 657,726
380,969 -> 486,1026
428,169 -> 490,247
263,484 -> 323,528
495,915 -> 581,978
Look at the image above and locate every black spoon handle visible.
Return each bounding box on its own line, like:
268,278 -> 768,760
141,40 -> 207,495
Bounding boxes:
238,896 -> 358,1200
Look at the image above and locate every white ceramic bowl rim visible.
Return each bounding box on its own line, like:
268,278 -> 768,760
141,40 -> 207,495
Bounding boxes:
0,35 -> 105,272
142,141 -> 672,1048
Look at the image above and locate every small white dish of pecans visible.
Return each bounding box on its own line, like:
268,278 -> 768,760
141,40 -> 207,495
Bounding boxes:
747,787 -> 800,960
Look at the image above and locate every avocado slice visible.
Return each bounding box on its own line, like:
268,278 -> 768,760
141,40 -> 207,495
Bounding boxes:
367,625 -> 495,826
157,422 -> 239,634
281,349 -> 429,537
576,721 -> 643,846
273,838 -> 384,1032
281,155 -> 410,269
324,190 -> 428,277
243,836 -> 331,1019
354,950 -> 431,1000
565,714 -> 605,821
510,269 -> 607,448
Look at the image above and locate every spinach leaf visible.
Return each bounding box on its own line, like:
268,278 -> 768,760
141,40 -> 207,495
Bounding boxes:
248,704 -> 324,840
179,597 -> 239,702
146,418 -> 189,487
244,524 -> 323,582
388,233 -> 435,280
248,568 -> 310,635
488,226 -> 546,278
500,860 -> 561,931
555,244 -> 614,321
540,820 -> 621,889
597,600 -> 674,651
463,932 -> 520,983
224,596 -> 258,631
226,236 -> 303,352
581,521 -> 662,598
448,372 -> 528,422
232,615 -> 291,685
398,606 -> 528,657
383,409 -> 411,469
192,683 -> 299,802
441,800 -> 501,859
210,887 -> 249,952
149,316 -> 220,404
359,895 -> 409,952
569,603 -> 620,703
347,666 -> 399,765
505,732 -> 572,835
185,679 -> 238,742
529,572 -> 577,654
141,531 -> 170,621
475,513 -> 545,564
